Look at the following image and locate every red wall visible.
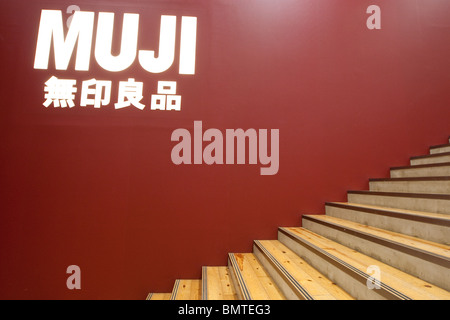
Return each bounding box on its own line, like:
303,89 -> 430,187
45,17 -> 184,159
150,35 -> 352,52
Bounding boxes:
1,0 -> 450,299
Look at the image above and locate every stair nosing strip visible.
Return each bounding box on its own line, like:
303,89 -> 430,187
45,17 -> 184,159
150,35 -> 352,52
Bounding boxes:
254,240 -> 314,300
202,267 -> 207,301
170,279 -> 181,300
391,162 -> 450,170
348,190 -> 450,200
146,293 -> 153,300
228,253 -> 252,300
325,202 -> 450,227
303,215 -> 450,267
279,227 -> 411,300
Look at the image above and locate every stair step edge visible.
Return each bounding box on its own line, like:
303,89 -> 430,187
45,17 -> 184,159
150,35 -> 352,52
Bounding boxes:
411,152 -> 450,160
302,215 -> 450,267
348,190 -> 450,200
369,177 -> 450,182
391,162 -> 450,171
325,202 -> 450,226
430,143 -> 450,150
253,240 -> 315,300
278,227 -> 413,300
228,253 -> 252,300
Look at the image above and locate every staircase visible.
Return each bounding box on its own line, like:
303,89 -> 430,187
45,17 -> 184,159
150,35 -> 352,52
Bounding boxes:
147,137 -> 450,300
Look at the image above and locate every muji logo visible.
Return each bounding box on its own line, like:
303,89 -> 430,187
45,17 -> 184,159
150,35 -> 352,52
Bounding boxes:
34,9 -> 197,74
33,7 -> 197,111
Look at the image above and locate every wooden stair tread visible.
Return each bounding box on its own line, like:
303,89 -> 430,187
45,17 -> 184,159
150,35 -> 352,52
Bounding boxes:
430,143 -> 450,150
410,153 -> 450,166
368,176 -> 450,195
171,279 -> 202,300
347,190 -> 450,215
391,162 -> 450,171
430,144 -> 450,155
229,253 -> 285,300
255,240 -> 354,300
370,177 -> 450,182
411,151 -> 450,160
327,202 -> 450,223
202,267 -> 238,300
303,215 -> 450,259
348,190 -> 450,200
280,227 -> 450,300
146,293 -> 172,300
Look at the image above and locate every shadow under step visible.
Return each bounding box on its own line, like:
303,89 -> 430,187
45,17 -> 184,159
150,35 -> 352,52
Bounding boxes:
347,190 -> 450,215
170,279 -> 202,300
369,177 -> 450,195
390,162 -> 450,178
302,215 -> 450,291
278,227 -> 450,300
253,239 -> 354,300
228,253 -> 285,300
202,266 -> 238,300
325,202 -> 450,245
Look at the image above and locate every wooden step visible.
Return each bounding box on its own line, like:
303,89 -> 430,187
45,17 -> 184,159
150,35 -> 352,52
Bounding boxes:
228,253 -> 285,300
278,227 -> 450,300
325,202 -> 450,244
146,293 -> 172,300
302,215 -> 450,291
202,266 -> 238,300
170,279 -> 202,300
410,152 -> 450,166
391,163 -> 450,178
253,240 -> 354,300
369,177 -> 450,195
430,143 -> 450,155
347,190 -> 450,215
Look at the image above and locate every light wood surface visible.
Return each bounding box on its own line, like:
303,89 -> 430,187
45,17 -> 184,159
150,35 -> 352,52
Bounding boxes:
430,145 -> 450,154
281,227 -> 450,300
391,163 -> 450,178
229,253 -> 285,300
147,293 -> 171,300
326,202 -> 450,244
411,153 -> 450,166
331,202 -> 450,221
203,266 -> 238,300
306,215 -> 450,258
347,191 -> 450,215
255,240 -> 354,300
369,179 -> 450,194
171,279 -> 202,300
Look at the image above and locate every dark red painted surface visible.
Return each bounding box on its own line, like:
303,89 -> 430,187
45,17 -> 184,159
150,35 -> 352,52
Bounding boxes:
0,0 -> 449,299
